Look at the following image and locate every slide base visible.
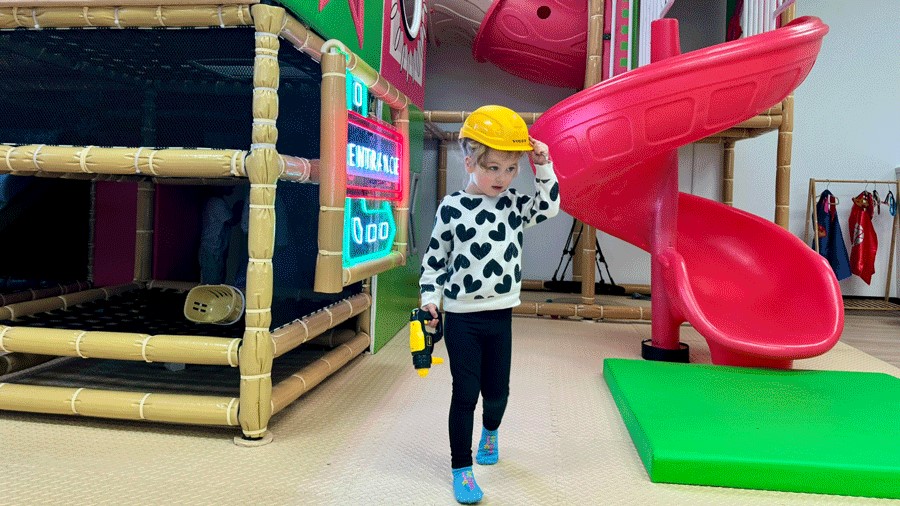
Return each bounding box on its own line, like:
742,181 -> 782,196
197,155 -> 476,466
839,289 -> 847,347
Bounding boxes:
641,339 -> 689,363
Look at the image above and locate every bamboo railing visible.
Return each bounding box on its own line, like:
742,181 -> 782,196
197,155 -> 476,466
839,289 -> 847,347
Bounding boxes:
0,283 -> 139,320
271,292 -> 371,357
0,145 -> 320,183
0,281 -> 90,306
271,331 -> 369,414
0,325 -> 242,366
0,383 -> 240,426
0,352 -> 56,376
513,301 -> 650,321
0,3 -> 254,29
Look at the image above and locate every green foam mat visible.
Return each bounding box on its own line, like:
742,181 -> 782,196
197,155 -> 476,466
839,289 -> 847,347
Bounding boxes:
603,358 -> 900,499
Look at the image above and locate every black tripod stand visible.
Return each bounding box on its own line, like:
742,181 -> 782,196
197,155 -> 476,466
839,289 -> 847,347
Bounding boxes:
546,219 -> 625,295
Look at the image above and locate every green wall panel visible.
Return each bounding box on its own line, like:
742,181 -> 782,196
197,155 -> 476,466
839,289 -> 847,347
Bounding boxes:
278,0 -> 383,70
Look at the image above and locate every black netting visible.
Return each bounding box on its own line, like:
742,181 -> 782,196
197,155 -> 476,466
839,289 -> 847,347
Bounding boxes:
0,27 -> 321,155
2,287 -> 244,337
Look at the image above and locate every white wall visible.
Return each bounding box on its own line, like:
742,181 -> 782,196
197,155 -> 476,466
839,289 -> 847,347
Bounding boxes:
421,0 -> 899,296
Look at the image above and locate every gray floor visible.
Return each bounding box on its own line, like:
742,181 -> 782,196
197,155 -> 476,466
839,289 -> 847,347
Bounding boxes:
1,313 -> 898,505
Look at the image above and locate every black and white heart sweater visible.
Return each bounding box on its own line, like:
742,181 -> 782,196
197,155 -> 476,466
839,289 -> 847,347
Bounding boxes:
420,163 -> 560,313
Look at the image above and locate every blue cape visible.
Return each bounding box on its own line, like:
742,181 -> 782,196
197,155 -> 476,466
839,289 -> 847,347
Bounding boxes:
814,189 -> 851,281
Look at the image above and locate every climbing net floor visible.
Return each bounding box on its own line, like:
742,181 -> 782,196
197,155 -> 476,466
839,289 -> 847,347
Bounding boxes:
2,287 -> 344,396
2,287 -> 244,338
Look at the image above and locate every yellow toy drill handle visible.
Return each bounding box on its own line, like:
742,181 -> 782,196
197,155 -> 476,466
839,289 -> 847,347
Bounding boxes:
410,309 -> 444,377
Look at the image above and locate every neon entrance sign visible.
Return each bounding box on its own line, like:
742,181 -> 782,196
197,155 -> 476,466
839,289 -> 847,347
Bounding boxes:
347,111 -> 403,201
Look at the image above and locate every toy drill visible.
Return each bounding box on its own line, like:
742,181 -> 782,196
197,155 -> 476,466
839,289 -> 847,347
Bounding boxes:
410,309 -> 444,377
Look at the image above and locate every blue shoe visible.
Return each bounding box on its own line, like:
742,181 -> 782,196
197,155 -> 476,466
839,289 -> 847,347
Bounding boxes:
452,466 -> 483,504
475,427 -> 498,465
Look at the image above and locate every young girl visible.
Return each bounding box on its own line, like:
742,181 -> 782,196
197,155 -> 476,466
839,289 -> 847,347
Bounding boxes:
419,105 -> 560,504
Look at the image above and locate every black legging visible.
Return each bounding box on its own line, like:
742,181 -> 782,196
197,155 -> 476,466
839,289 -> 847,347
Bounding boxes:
444,308 -> 513,469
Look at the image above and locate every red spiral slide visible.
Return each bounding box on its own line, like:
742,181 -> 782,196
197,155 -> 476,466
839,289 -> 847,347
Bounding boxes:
528,17 -> 842,368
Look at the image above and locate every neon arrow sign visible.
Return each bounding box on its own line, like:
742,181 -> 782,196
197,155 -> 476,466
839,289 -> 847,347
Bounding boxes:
342,197 -> 397,267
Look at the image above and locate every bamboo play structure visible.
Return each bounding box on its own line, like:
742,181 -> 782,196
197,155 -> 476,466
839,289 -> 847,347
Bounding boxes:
0,2 -> 413,444
424,0 -> 798,321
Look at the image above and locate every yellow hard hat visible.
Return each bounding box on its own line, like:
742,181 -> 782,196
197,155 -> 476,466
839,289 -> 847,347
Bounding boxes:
459,105 -> 533,151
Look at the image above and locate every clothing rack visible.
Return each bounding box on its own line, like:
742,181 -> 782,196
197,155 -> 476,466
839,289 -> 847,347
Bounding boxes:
805,178 -> 900,309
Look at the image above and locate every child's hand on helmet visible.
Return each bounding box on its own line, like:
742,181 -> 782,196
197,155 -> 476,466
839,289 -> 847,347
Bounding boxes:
528,137 -> 550,165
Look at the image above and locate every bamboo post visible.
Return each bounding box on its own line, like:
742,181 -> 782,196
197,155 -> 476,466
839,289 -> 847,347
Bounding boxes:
122,90 -> 162,286
438,140 -> 448,200
585,0 -> 604,85
356,280 -> 372,345
578,226 -> 596,303
805,178 -> 816,249
774,3 -> 797,229
152,178 -> 241,186
617,283 -> 652,295
313,49 -> 348,294
723,140 -> 735,206
520,280 -> 543,290
237,3 -> 283,444
87,180 -> 96,283
570,228 -> 584,283
391,106 -> 411,265
576,0 -> 605,305
134,181 -> 155,282
886,180 -> 900,301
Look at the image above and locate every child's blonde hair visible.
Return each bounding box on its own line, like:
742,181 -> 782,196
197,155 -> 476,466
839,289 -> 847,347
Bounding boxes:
459,138 -> 525,187
459,137 -> 490,168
